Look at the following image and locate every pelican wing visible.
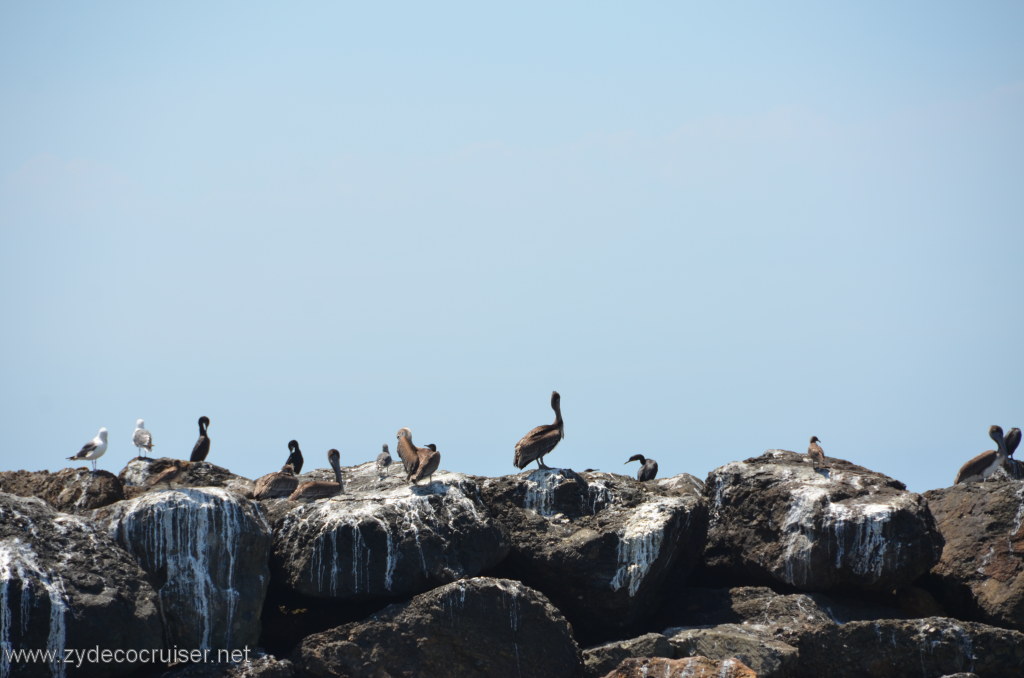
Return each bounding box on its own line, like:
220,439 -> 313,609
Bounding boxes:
513,424 -> 562,469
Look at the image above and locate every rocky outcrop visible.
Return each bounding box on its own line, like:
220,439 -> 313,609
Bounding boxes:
602,656 -> 757,678
704,450 -> 942,591
481,469 -> 708,640
99,487 -> 272,651
270,468 -> 508,600
160,654 -> 296,678
582,633 -> 674,678
293,577 -> 583,677
923,479 -> 1024,631
119,458 -> 255,497
797,616 -> 1024,678
0,493 -> 163,678
0,469 -> 124,513
665,624 -> 798,678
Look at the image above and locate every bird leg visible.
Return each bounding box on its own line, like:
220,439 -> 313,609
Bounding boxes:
537,457 -> 551,470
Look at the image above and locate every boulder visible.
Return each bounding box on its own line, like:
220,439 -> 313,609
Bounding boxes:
704,450 -> 942,591
481,469 -> 708,640
664,624 -> 798,678
583,633 -> 674,678
270,467 -> 508,600
602,656 -> 757,678
159,653 -> 296,678
99,487 -> 272,651
0,469 -> 123,513
923,479 -> 1024,630
797,616 -> 1024,678
0,493 -> 163,678
119,458 -> 255,497
292,577 -> 583,678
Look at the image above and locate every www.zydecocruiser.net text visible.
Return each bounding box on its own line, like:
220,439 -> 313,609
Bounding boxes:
3,646 -> 252,669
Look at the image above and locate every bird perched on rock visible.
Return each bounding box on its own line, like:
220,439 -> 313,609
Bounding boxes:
253,463 -> 299,499
396,428 -> 440,484
285,439 -> 304,475
148,459 -> 190,488
289,449 -> 344,500
1005,427 -> 1023,479
513,391 -> 564,470
376,444 -> 393,478
411,444 -> 441,485
190,416 -> 211,463
954,425 -> 1008,484
132,419 -> 154,458
807,436 -> 826,467
625,454 -> 658,481
68,427 -> 108,473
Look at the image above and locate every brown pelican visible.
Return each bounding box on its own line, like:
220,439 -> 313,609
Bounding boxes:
285,439 -> 304,474
396,427 -> 421,479
132,419 -> 154,458
954,425 -> 1008,484
625,454 -> 658,481
807,436 -> 826,467
253,463 -> 299,499
289,449 -> 343,500
67,427 -> 108,473
513,391 -> 564,470
189,416 -> 211,462
1006,427 -> 1021,459
148,459 -> 190,488
411,444 -> 441,485
376,444 -> 392,478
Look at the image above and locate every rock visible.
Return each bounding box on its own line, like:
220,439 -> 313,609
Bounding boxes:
704,450 -> 942,591
0,492 -> 163,678
270,467 -> 508,600
665,624 -> 798,678
481,468 -> 708,641
923,480 -> 1024,630
119,457 -> 255,497
655,473 -> 706,496
797,616 -> 1024,678
159,654 -> 296,678
0,469 -> 124,513
293,577 -> 583,678
99,487 -> 272,651
583,633 -> 674,678
602,656 -> 757,678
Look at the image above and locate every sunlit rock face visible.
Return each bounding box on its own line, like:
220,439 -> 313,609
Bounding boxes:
293,577 -> 583,678
703,450 -> 942,591
100,487 -> 271,651
0,470 -> 123,514
480,469 -> 708,642
0,493 -> 162,678
118,458 -> 255,498
269,467 -> 508,600
923,479 -> 1024,631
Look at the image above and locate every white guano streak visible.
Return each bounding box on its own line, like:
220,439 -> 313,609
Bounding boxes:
0,539 -> 68,678
609,498 -> 684,597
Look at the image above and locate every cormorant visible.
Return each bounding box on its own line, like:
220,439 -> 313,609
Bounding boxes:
189,416 -> 211,463
286,439 -> 304,474
625,454 -> 658,481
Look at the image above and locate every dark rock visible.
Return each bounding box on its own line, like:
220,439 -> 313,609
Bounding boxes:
270,467 -> 508,600
923,480 -> 1024,630
797,616 -> 1024,678
119,458 -> 255,497
98,487 -> 272,651
583,633 -> 674,678
704,450 -> 942,591
0,469 -> 124,513
481,469 -> 708,641
292,577 -> 583,678
159,654 -> 296,678
602,656 -> 757,678
0,492 -> 163,678
664,624 -> 798,678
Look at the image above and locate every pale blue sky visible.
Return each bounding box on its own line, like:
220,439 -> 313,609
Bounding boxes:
1,3 -> 1021,493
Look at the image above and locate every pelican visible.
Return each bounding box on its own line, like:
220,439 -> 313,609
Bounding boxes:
807,436 -> 826,467
148,459 -> 190,488
376,444 -> 393,478
1006,427 -> 1021,459
625,454 -> 658,481
954,425 -> 1008,484
513,391 -> 564,470
189,416 -> 211,462
411,444 -> 441,485
68,427 -> 108,473
396,427 -> 421,479
132,419 -> 154,458
253,463 -> 299,499
285,439 -> 304,474
289,449 -> 343,500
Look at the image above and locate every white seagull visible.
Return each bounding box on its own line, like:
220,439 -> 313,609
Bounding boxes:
68,427 -> 108,473
132,419 -> 154,458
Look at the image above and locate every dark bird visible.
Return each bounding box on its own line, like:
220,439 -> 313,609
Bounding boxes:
513,391 -> 564,470
132,419 -> 154,458
954,425 -> 1008,484
1006,427 -> 1021,459
396,427 -> 421,479
289,449 -> 343,500
807,436 -> 826,467
376,444 -> 393,478
625,454 -> 658,481
189,416 -> 211,463
411,444 -> 441,485
253,463 -> 299,499
285,440 -> 304,474
67,427 -> 108,473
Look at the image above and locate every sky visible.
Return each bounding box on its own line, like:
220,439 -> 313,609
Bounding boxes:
1,3 -> 1021,494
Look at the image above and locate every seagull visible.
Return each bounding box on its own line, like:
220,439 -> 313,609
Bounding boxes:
513,391 -> 564,470
132,419 -> 154,458
376,444 -> 393,479
68,427 -> 108,473
625,454 -> 658,481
